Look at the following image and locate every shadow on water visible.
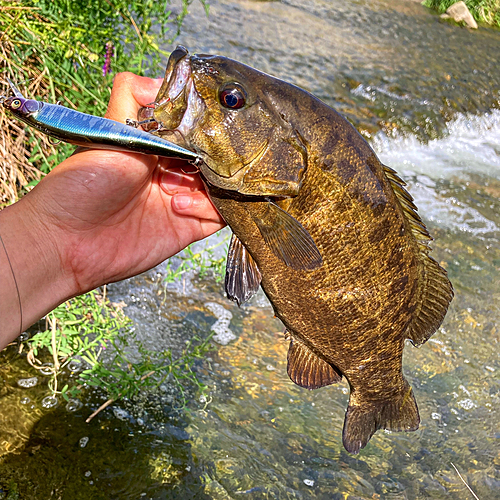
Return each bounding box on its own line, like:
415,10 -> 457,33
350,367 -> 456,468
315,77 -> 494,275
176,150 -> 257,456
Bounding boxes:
1,0 -> 500,498
0,407 -> 211,499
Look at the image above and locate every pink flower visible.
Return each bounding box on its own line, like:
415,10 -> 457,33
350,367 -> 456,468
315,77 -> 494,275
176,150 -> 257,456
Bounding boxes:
102,42 -> 114,76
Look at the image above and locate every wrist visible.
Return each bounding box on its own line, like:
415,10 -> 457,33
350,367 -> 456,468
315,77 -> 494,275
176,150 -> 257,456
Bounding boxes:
0,196 -> 76,348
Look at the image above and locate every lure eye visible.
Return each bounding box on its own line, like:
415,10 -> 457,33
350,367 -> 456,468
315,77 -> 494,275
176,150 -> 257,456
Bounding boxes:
219,85 -> 246,110
10,98 -> 22,110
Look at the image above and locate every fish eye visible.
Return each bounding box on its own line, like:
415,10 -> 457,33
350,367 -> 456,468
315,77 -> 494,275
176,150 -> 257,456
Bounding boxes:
219,84 -> 246,110
10,98 -> 22,110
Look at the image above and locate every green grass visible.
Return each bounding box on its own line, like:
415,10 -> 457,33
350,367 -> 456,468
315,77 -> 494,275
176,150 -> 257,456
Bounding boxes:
25,287 -> 215,414
423,0 -> 500,27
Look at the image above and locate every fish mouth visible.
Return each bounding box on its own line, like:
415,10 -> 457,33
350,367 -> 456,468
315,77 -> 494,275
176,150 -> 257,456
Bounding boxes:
139,46 -> 207,155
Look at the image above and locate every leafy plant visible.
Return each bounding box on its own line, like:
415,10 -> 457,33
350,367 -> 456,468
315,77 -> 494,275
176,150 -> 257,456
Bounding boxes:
164,231 -> 231,285
25,288 -> 214,415
423,0 -> 500,27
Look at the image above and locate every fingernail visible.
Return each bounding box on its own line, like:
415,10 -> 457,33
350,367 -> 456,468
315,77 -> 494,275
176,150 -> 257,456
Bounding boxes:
160,170 -> 184,194
172,194 -> 192,210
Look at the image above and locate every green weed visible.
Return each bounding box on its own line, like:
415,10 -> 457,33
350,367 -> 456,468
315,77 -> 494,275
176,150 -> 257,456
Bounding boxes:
423,0 -> 500,27
25,288 -> 214,416
165,231 -> 231,285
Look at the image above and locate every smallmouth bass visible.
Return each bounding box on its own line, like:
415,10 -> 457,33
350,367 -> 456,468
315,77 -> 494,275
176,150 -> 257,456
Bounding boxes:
141,46 -> 453,453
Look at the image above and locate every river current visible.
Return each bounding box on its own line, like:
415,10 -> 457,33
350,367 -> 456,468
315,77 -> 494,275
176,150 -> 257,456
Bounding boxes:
0,1 -> 499,498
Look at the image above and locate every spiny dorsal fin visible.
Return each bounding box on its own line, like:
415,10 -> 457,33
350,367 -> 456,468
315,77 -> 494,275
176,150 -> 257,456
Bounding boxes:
225,233 -> 262,306
383,165 -> 432,244
383,164 -> 454,346
287,334 -> 342,389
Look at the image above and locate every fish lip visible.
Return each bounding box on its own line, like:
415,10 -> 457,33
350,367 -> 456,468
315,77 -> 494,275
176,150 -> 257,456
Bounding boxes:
166,45 -> 189,74
154,45 -> 190,105
147,48 -> 214,162
149,48 -> 193,129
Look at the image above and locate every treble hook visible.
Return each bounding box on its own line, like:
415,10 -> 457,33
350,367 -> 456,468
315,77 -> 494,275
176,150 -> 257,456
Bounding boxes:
5,78 -> 25,98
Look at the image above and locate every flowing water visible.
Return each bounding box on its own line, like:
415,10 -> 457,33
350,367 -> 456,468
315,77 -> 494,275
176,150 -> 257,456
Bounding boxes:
1,1 -> 499,498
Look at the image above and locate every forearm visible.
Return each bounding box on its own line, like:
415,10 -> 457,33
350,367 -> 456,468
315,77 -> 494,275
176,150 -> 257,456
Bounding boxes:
0,198 -> 75,349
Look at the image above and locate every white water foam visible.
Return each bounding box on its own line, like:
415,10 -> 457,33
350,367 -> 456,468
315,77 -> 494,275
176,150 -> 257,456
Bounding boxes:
205,302 -> 236,345
373,110 -> 500,179
373,110 -> 500,236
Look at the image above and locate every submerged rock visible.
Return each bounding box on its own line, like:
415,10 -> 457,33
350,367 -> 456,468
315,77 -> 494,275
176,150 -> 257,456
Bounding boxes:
441,1 -> 478,29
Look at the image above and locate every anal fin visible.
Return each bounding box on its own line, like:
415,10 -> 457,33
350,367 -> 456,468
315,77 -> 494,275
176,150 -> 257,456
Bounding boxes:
225,233 -> 262,306
287,334 -> 342,389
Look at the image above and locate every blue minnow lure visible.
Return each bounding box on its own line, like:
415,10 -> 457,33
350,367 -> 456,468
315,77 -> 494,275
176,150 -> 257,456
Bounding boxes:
1,79 -> 200,163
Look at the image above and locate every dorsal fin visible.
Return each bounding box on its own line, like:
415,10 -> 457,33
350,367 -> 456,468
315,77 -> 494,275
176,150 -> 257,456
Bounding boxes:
383,165 -> 454,345
287,334 -> 342,389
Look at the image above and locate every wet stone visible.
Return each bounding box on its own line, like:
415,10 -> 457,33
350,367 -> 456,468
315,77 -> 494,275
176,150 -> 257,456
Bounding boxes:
79,436 -> 89,448
441,1 -> 478,29
66,398 -> 83,412
39,363 -> 54,376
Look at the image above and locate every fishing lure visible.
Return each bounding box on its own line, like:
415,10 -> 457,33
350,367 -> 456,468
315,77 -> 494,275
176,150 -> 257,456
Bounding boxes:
1,79 -> 200,163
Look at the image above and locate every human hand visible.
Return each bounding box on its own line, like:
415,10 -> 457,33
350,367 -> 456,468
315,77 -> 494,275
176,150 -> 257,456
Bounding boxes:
29,72 -> 224,292
0,73 -> 225,344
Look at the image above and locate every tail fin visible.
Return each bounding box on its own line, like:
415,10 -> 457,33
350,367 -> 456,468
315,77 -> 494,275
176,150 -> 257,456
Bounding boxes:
342,383 -> 420,454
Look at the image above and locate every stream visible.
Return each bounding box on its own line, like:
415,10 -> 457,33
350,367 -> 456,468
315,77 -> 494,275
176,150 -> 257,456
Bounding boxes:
0,0 -> 499,498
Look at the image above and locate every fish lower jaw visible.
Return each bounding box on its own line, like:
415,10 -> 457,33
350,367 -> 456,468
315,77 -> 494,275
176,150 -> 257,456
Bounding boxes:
169,79 -> 206,142
154,129 -> 190,151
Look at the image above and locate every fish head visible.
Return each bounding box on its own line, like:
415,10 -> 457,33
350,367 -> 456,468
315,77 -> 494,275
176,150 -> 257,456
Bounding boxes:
145,46 -> 307,197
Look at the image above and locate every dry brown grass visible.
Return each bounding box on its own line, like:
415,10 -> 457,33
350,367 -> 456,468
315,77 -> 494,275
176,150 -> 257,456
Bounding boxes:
0,5 -> 58,207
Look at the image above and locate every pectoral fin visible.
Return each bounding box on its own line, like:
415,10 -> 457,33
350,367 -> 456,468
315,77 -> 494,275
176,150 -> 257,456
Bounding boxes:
225,234 -> 262,306
251,201 -> 322,271
287,335 -> 342,389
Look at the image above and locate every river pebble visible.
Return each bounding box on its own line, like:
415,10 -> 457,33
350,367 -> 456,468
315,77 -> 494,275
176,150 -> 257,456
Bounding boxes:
42,396 -> 58,408
66,398 -> 83,412
40,363 -> 54,376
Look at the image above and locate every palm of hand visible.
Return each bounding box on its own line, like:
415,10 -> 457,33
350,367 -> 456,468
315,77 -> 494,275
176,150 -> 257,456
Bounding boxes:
24,73 -> 224,294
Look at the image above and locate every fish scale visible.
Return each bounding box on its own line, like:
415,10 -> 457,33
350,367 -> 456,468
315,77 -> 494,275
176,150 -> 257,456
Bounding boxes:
141,45 -> 453,454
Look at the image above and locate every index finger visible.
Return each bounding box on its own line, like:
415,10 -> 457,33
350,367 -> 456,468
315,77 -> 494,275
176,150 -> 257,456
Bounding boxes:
105,73 -> 163,123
